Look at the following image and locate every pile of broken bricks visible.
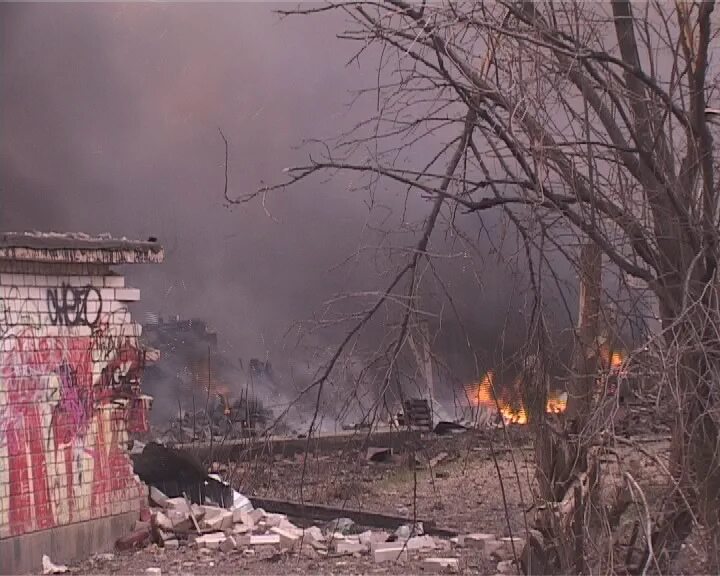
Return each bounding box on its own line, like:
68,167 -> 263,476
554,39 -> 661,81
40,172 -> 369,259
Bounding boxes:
117,486 -> 526,575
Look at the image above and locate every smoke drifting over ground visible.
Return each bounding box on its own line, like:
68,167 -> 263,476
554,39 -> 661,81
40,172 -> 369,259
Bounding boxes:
1,4 -> 574,425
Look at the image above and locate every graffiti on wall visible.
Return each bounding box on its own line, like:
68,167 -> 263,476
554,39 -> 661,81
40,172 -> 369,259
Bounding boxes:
0,284 -> 149,536
46,284 -> 103,327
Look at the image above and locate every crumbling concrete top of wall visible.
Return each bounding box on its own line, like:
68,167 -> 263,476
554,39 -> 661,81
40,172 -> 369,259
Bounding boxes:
0,231 -> 164,264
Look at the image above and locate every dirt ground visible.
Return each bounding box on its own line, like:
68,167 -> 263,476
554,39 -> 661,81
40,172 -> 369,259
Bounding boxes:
72,427 -> 709,575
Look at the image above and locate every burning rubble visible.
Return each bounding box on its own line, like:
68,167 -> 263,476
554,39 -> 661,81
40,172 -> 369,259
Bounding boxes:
152,394 -> 272,444
464,345 -> 625,426
139,315 -> 280,444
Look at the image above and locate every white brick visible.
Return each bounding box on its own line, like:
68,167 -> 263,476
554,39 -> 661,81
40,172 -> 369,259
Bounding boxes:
99,288 -> 115,301
115,288 -> 140,302
373,546 -> 408,563
104,275 -> 125,288
249,534 -> 281,546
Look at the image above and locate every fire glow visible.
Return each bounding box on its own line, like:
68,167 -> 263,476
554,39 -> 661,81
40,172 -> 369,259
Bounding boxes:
466,348 -> 625,425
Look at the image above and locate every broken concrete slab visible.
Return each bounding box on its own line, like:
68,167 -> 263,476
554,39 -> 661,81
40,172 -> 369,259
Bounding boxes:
422,557 -> 459,573
145,568 -> 162,576
373,546 -> 408,563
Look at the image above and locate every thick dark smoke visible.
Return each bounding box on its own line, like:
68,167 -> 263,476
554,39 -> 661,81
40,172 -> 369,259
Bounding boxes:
1,3 -> 574,425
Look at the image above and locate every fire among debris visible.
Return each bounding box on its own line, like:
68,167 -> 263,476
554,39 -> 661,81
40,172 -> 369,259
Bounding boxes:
466,348 -> 625,425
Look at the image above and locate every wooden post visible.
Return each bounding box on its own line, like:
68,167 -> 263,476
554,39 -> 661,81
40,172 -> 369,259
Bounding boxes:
408,321 -> 434,413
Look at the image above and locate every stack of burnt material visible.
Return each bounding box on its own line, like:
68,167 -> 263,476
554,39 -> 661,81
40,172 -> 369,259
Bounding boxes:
402,398 -> 433,430
155,396 -> 272,445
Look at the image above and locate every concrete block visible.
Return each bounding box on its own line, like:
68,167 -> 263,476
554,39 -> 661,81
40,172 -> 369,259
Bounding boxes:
271,526 -> 301,549
334,540 -> 367,555
359,530 -> 389,546
497,559 -> 517,574
249,534 -> 281,546
201,507 -> 234,531
152,511 -> 174,532
104,275 -> 125,288
407,535 -> 437,551
146,568 -> 161,576
248,508 -> 266,524
422,557 -> 459,573
373,546 -> 408,563
164,540 -> 179,550
115,288 -> 141,302
196,532 -> 227,550
303,526 -> 325,543
460,533 -> 500,553
494,537 -> 525,561
264,513 -> 287,527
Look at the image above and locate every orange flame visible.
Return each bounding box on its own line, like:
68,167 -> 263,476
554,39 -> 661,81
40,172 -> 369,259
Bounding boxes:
466,370 -> 567,425
466,348 -> 625,425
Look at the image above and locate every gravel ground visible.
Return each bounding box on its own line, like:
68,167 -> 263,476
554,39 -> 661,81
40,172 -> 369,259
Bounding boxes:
70,425 -> 710,575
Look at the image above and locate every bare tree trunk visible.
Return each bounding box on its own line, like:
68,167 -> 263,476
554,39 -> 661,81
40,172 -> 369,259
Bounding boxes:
527,242 -> 603,573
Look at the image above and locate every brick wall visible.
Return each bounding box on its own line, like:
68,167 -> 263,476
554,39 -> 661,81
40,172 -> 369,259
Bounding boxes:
0,260 -> 150,541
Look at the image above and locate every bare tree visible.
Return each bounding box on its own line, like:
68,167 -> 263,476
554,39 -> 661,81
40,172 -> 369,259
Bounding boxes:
226,1 -> 720,572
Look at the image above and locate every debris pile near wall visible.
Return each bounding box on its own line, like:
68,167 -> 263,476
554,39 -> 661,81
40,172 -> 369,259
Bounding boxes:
119,484 -> 526,574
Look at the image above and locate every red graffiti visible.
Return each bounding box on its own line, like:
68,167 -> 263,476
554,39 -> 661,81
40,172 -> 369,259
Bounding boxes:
1,324 -> 149,536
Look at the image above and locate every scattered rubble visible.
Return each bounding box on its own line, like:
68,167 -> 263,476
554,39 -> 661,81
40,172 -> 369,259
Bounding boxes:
113,480 -> 534,572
